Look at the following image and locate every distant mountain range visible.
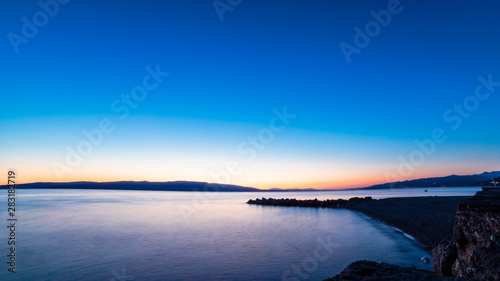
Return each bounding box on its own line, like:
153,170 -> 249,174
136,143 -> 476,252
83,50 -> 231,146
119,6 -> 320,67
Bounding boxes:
2,171 -> 499,191
3,181 -> 260,192
360,171 -> 500,189
2,181 -> 319,192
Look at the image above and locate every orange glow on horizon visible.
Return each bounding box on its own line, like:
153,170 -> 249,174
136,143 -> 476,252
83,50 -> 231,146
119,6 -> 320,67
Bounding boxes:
8,164 -> 496,190
11,174 -> 402,190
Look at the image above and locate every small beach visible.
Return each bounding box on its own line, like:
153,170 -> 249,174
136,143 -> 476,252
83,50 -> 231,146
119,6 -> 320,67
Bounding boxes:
348,196 -> 469,249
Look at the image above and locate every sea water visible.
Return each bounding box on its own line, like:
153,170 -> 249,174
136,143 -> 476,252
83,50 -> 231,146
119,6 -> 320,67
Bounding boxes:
0,187 -> 480,280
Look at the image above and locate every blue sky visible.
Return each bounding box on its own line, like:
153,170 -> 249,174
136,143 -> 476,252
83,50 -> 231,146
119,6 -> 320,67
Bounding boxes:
1,0 -> 499,188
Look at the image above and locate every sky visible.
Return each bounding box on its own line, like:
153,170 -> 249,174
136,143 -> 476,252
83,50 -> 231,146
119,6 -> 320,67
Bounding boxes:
1,0 -> 499,189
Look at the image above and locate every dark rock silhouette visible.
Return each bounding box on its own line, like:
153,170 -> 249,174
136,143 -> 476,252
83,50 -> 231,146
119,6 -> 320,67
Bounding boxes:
246,196 -> 373,208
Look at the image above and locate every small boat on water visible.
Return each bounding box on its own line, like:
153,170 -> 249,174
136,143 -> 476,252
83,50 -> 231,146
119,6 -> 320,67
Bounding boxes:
481,178 -> 500,191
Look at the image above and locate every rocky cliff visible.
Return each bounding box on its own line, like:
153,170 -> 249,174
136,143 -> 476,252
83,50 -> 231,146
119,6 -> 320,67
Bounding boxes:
433,190 -> 500,280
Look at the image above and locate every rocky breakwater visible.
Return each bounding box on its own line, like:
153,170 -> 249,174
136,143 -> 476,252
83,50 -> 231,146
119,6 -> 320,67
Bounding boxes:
246,197 -> 374,208
433,190 -> 500,280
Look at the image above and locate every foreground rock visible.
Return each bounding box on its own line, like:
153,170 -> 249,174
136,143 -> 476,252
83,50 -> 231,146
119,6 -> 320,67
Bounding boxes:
433,190 -> 500,280
246,197 -> 373,208
324,260 -> 470,281
433,240 -> 458,276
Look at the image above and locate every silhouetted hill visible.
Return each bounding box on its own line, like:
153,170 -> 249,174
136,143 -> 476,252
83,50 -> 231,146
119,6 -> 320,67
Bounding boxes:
361,171 -> 500,189
1,181 -> 260,192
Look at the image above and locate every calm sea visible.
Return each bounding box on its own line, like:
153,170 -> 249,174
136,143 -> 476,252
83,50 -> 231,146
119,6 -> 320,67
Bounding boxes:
0,187 -> 480,280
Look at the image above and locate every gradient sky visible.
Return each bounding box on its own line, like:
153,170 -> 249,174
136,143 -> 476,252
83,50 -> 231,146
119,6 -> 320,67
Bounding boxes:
1,0 -> 499,189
